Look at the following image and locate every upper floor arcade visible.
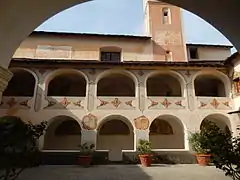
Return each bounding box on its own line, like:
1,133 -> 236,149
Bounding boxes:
0,61 -> 233,112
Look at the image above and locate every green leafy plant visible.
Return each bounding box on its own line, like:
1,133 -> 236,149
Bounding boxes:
0,116 -> 47,180
78,142 -> 95,156
200,120 -> 240,180
137,139 -> 152,155
188,131 -> 209,154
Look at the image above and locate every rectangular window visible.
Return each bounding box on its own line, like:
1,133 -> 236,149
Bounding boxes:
189,47 -> 198,59
100,52 -> 121,62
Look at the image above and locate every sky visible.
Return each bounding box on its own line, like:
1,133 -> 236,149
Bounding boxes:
36,0 -> 233,47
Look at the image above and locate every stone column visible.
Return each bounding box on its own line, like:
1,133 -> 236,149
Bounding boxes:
138,80 -> 146,112
38,134 -> 45,150
87,80 -> 96,112
184,128 -> 190,150
0,66 -> 13,101
34,72 -> 46,112
186,81 -> 195,111
81,130 -> 97,145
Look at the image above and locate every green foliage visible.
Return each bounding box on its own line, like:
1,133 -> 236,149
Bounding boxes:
137,139 -> 152,155
188,131 -> 209,154
200,120 -> 240,180
78,142 -> 95,156
0,116 -> 47,180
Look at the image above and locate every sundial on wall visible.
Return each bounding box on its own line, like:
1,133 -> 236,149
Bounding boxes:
155,31 -> 182,45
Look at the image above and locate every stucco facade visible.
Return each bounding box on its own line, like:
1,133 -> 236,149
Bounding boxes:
0,0 -> 237,162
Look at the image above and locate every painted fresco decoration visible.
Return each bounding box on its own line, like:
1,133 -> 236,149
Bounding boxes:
175,100 -> 184,107
97,97 -> 135,109
97,99 -> 109,108
82,114 -> 98,130
60,97 -> 71,108
198,98 -> 232,109
125,100 -> 133,107
44,97 -> 85,109
73,100 -> 83,108
210,99 -> 220,109
134,115 -> 149,130
161,98 -> 171,108
148,99 -> 158,108
0,97 -> 32,109
111,98 -> 121,108
148,98 -> 186,109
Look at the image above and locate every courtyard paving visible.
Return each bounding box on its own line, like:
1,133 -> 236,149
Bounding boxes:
18,164 -> 231,180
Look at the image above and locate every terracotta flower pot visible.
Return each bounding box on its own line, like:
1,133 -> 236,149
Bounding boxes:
77,155 -> 92,167
195,154 -> 211,166
139,154 -> 152,167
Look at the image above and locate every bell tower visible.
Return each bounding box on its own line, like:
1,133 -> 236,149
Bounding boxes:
143,0 -> 187,61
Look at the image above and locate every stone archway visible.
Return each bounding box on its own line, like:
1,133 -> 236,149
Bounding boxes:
97,73 -> 135,97
46,71 -> 87,97
3,69 -> 36,97
194,75 -> 226,97
96,115 -> 134,161
201,114 -> 231,133
147,73 -> 182,97
44,116 -> 81,150
149,115 -> 185,149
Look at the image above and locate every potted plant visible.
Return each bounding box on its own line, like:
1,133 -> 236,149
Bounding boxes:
77,142 -> 95,167
189,131 -> 211,166
137,139 -> 152,167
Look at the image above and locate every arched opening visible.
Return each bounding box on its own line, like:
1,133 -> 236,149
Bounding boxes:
44,116 -> 81,150
162,7 -> 171,24
47,72 -> 86,97
194,75 -> 226,97
200,114 -> 231,133
97,116 -> 134,151
149,115 -> 185,149
147,74 -> 182,96
97,73 -> 135,96
3,69 -> 35,97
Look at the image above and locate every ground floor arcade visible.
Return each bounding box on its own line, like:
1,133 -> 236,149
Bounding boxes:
34,112 -> 233,161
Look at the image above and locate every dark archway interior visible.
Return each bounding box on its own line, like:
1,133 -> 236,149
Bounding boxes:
194,75 -> 226,97
147,74 -> 182,96
149,116 -> 184,149
3,70 -> 35,97
99,119 -> 130,135
44,116 -> 81,150
47,73 -> 86,96
97,118 -> 134,150
97,74 -> 135,96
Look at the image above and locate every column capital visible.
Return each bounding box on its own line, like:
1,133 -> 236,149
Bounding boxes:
0,66 -> 12,92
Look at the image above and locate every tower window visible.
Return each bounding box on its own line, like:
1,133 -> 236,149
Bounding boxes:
189,47 -> 199,59
162,7 -> 171,24
165,50 -> 173,61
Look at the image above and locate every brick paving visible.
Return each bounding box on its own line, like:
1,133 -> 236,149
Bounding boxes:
18,164 -> 231,180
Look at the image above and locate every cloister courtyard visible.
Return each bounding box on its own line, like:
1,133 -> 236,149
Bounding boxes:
17,164 -> 231,180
